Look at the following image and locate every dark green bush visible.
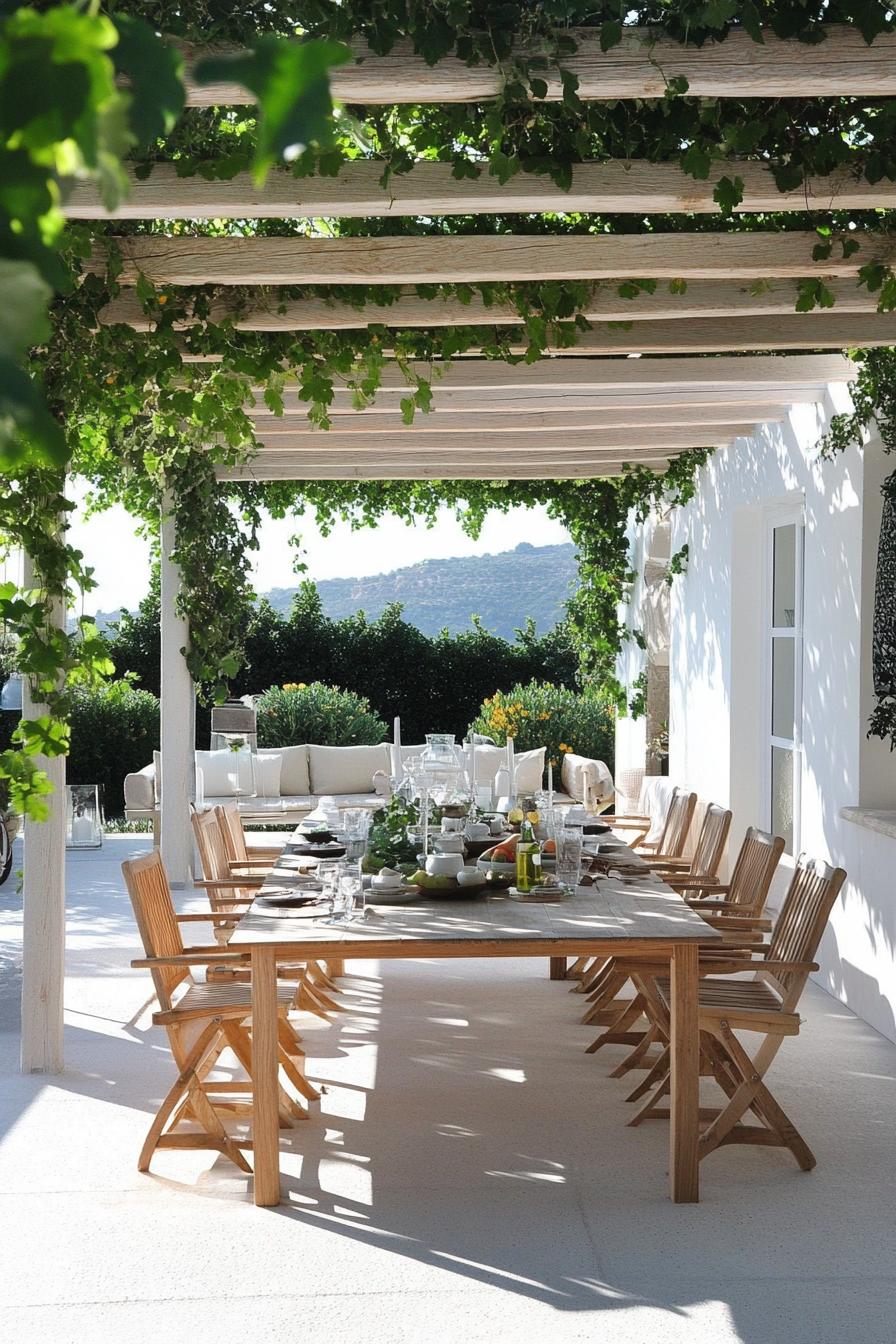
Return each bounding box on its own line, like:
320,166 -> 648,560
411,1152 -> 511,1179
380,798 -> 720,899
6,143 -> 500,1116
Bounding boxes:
102,579 -> 580,744
469,680 -> 614,776
255,682 -> 387,747
67,680 -> 160,817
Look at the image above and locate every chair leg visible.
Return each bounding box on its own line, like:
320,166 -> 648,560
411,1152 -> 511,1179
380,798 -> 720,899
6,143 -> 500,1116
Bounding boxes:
221,1020 -> 304,1127
625,1045 -> 671,1102
700,1024 -> 816,1170
609,1023 -> 660,1078
277,1019 -> 321,1103
584,994 -> 646,1054
627,1073 -> 671,1126
139,1022 -> 229,1173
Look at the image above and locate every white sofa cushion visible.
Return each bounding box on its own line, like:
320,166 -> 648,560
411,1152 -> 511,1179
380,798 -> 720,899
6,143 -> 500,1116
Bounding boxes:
253,752 -> 282,799
123,763 -> 156,812
308,744 -> 392,795
195,749 -> 256,798
260,744 -> 310,796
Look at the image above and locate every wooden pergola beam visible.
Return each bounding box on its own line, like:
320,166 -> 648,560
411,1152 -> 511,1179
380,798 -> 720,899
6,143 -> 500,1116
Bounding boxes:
218,457 -> 673,481
246,407 -> 785,434
67,160 -> 896,222
236,354 -> 853,392
261,389 -> 824,415
88,233 -> 896,286
245,428 -> 741,454
98,277 -> 881,332
181,28 -> 896,106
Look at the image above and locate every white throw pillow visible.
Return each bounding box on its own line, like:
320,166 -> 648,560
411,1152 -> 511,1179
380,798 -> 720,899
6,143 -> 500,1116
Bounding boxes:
252,752 -> 282,799
469,744 -> 505,787
259,744 -> 310,795
513,746 -> 546,793
308,744 -> 392,795
195,749 -> 253,798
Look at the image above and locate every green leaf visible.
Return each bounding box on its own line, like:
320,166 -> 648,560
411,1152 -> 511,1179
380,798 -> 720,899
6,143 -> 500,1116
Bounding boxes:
669,278 -> 688,295
194,38 -> 349,184
529,77 -> 548,100
0,259 -> 52,359
681,142 -> 712,180
600,21 -> 623,52
0,356 -> 66,470
112,16 -> 185,146
712,174 -> 744,215
400,396 -> 415,425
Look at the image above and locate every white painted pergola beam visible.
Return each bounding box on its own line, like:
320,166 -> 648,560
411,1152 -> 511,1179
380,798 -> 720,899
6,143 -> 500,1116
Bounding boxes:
20,549 -> 66,1075
242,427 -> 742,454
179,28 -> 896,105
159,492 -> 195,886
218,458 -> 674,481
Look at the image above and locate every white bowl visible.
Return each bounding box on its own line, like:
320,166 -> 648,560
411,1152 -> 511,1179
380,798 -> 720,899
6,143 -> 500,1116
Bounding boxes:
434,833 -> 465,854
426,853 -> 464,878
457,866 -> 485,887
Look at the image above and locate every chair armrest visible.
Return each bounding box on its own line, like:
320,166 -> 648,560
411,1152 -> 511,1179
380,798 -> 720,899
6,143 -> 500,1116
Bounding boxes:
131,951 -> 247,968
647,856 -> 692,871
679,881 -> 731,895
228,860 -> 273,872
700,958 -> 818,977
194,876 -> 263,890
175,912 -> 241,924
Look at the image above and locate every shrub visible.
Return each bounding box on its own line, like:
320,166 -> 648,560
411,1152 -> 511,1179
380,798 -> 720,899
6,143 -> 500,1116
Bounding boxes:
468,680 -> 615,776
255,682 -> 387,748
67,679 -> 160,817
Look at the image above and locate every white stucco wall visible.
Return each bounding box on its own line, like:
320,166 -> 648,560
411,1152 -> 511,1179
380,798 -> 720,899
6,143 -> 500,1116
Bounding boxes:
617,387 -> 896,1042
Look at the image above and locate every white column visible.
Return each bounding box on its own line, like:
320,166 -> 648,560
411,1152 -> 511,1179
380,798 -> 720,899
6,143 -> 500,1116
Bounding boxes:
160,490 -> 195,886
20,552 -> 67,1073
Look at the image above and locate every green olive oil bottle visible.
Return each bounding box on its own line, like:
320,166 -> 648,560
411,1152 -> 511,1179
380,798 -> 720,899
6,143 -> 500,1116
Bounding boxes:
515,815 -> 541,893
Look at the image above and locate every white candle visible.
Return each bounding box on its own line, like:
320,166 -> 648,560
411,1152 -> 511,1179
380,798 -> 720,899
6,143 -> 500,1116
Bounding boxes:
469,740 -> 477,794
506,736 -> 514,791
422,789 -> 429,858
391,715 -> 403,778
547,758 -> 553,806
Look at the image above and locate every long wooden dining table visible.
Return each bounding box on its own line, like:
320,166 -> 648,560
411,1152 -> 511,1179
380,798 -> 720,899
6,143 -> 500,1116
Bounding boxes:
226,833 -> 721,1207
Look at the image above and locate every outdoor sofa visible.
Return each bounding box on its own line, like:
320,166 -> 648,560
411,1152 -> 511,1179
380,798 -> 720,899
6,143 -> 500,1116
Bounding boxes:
124,741 -> 614,838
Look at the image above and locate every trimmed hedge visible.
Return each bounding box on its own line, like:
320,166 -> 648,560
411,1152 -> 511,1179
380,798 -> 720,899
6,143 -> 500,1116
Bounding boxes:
102,580 -> 581,743
68,680 -> 159,817
256,682 -> 387,748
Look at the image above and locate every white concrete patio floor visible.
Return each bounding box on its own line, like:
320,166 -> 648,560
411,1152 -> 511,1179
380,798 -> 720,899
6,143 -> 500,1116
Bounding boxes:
1,834 -> 895,1344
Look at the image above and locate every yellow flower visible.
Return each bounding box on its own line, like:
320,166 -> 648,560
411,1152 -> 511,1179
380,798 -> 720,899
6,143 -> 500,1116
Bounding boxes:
558,742 -> 572,753
538,712 -> 550,721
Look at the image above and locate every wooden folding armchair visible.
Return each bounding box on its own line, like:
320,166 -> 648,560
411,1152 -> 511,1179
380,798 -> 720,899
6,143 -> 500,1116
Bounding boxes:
122,851 -> 317,1175
215,801 -> 286,870
197,807 -> 342,1015
581,826 -> 785,1069
645,802 -> 731,883
598,785 -> 696,855
625,854 -> 847,1171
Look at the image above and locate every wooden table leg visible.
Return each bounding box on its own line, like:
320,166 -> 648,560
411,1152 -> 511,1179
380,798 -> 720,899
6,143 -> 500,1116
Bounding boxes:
251,946 -> 281,1207
669,942 -> 699,1204
549,957 -> 568,980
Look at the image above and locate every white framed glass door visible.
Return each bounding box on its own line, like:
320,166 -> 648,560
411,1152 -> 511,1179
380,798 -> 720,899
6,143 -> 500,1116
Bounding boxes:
765,510 -> 804,854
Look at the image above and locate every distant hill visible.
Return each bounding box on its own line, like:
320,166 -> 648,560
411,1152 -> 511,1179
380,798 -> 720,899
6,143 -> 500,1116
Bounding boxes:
263,541 -> 578,638
88,541 -> 579,640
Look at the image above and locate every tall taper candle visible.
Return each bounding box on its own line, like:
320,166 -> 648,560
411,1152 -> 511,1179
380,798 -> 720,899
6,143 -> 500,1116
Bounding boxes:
506,735 -> 514,790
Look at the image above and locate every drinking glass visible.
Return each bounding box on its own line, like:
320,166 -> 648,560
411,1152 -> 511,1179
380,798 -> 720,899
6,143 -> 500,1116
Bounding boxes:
317,859 -> 343,910
343,809 -> 370,861
340,862 -> 365,919
556,824 -> 584,888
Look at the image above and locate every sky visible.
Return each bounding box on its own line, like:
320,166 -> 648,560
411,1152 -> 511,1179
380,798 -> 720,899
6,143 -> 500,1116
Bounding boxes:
62,488 -> 572,612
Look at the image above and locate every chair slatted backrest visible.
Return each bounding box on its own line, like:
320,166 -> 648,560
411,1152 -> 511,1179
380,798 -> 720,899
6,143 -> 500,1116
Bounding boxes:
657,788 -> 697,858
215,802 -> 248,866
727,826 -> 786,915
122,851 -> 188,1011
689,804 -> 732,878
192,807 -> 254,913
765,855 -> 847,1009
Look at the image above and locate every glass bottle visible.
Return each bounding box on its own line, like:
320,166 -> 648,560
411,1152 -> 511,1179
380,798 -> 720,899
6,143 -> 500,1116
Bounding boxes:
515,815 -> 542,893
